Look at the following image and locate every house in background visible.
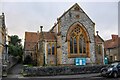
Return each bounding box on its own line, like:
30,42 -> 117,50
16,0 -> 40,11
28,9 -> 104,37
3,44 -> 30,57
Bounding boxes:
95,31 -> 105,65
104,34 -> 120,63
24,32 -> 39,62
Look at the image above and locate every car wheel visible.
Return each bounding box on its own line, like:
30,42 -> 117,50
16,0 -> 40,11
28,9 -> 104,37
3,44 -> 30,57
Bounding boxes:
101,70 -> 106,77
113,72 -> 118,78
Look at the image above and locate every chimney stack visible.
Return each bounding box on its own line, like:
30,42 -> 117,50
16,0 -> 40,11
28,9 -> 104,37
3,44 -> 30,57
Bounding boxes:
112,34 -> 118,41
96,31 -> 99,35
40,26 -> 43,32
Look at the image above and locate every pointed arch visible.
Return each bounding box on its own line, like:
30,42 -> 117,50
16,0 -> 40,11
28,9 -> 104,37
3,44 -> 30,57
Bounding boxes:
66,21 -> 90,42
67,22 -> 90,58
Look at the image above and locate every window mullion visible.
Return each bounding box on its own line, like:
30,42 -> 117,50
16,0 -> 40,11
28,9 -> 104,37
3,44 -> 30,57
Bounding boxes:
77,36 -> 79,54
82,38 -> 83,54
73,37 -> 74,53
50,43 -> 52,55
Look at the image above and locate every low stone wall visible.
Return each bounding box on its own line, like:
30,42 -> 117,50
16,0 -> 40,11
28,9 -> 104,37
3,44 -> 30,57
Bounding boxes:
23,65 -> 107,76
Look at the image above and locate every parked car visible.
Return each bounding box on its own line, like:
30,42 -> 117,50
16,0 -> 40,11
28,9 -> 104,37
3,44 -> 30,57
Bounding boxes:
101,62 -> 120,78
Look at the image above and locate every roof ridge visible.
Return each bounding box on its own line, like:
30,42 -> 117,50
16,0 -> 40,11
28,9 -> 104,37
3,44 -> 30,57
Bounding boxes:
58,3 -> 80,19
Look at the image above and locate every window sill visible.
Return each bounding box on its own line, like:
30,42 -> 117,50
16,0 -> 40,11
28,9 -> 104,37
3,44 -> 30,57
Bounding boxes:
68,54 -> 89,58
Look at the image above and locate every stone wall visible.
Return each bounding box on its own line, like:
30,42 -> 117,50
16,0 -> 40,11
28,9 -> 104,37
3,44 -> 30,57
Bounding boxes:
23,65 -> 107,76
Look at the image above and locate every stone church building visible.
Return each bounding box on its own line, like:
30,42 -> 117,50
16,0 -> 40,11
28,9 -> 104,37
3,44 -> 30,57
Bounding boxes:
24,3 -> 104,66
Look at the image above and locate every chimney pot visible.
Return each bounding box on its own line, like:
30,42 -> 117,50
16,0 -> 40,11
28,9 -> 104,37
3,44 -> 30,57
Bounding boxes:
96,31 -> 99,35
112,34 -> 118,41
40,26 -> 43,32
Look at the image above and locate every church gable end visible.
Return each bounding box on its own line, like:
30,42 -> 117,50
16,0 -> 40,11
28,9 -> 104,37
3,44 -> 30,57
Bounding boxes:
57,3 -> 96,65
58,3 -> 94,27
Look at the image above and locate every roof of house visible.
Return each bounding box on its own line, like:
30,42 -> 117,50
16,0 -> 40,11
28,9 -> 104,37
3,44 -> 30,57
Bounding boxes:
95,34 -> 104,44
104,35 -> 120,49
24,32 -> 39,51
39,32 -> 56,42
25,32 -> 39,42
24,31 -> 56,51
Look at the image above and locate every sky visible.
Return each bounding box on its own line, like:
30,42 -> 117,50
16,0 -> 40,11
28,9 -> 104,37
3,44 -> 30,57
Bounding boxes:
0,0 -> 119,45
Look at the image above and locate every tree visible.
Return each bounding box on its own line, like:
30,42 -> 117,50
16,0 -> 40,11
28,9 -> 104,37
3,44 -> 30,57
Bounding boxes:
8,35 -> 23,61
10,35 -> 21,46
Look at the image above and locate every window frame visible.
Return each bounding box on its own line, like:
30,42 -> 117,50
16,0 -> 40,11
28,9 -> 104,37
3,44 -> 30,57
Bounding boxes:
47,43 -> 56,56
67,24 -> 90,58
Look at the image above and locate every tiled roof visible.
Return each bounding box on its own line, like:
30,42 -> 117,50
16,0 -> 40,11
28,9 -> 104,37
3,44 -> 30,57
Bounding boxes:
25,32 -> 39,42
104,35 -> 120,49
24,31 -> 56,51
95,34 -> 104,44
24,32 -> 39,51
39,32 -> 56,42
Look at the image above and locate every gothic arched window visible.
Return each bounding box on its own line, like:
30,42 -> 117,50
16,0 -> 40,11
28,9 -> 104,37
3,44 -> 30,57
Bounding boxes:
68,24 -> 89,58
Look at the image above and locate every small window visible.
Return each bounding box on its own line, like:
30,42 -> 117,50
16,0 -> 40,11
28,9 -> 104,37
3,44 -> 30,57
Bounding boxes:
117,63 -> 120,68
52,44 -> 55,55
48,44 -> 51,55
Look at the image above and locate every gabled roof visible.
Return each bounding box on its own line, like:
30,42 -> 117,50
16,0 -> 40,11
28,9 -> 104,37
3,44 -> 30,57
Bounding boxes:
104,35 -> 120,49
58,3 -> 94,24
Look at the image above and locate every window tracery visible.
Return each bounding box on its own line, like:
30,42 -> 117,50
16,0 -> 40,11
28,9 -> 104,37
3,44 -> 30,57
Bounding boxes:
68,25 -> 89,57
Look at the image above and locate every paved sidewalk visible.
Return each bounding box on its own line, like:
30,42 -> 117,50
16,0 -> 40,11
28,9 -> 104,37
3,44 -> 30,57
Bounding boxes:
6,73 -> 100,79
24,73 -> 101,79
